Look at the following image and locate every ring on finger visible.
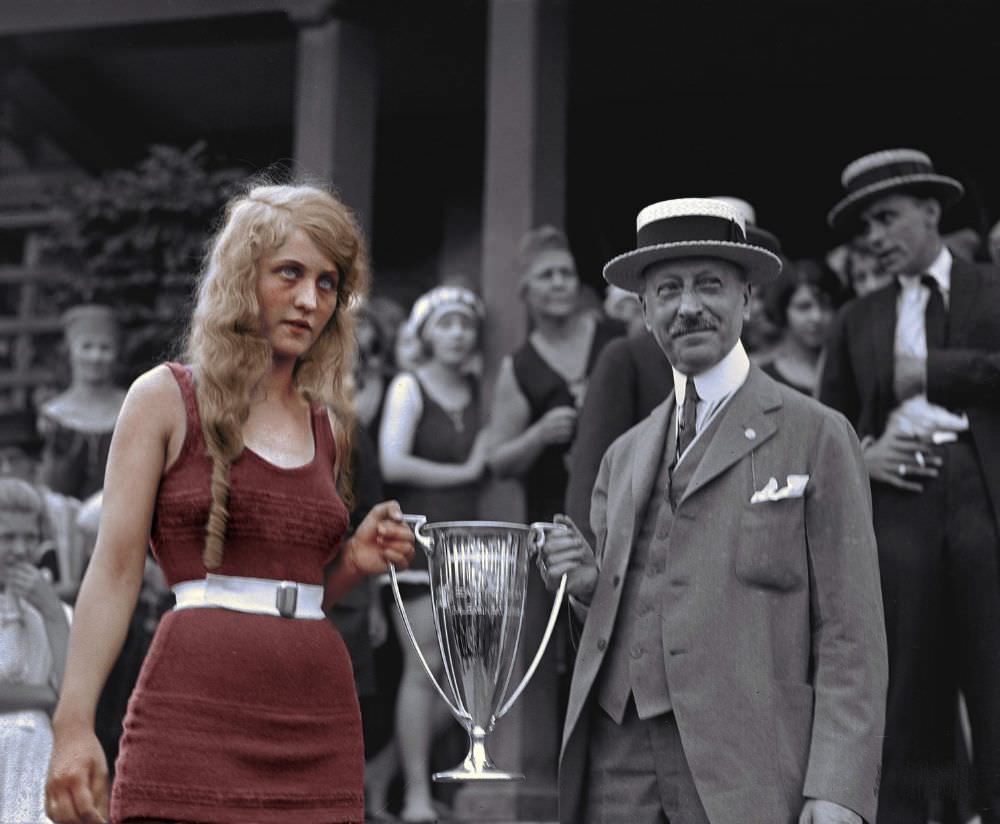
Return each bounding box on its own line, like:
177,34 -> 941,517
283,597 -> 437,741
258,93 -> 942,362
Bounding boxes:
898,463 -> 907,477
915,450 -> 926,468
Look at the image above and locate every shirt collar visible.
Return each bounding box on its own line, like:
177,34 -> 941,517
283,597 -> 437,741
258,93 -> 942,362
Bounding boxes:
673,340 -> 750,406
899,245 -> 952,294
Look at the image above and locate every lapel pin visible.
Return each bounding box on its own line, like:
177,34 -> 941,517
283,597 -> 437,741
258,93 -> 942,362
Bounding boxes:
744,428 -> 757,440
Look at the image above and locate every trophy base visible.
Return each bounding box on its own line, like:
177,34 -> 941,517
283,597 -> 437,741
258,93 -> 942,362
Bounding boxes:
432,765 -> 524,783
432,730 -> 523,782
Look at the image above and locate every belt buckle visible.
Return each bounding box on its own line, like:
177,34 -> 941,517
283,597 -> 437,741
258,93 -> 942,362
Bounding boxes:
276,581 -> 298,618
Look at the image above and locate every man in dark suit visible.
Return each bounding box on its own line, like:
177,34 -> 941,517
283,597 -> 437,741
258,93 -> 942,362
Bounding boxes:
540,197 -> 887,824
819,148 -> 1000,824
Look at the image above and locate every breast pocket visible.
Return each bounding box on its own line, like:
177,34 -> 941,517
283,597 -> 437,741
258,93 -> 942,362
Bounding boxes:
734,499 -> 807,591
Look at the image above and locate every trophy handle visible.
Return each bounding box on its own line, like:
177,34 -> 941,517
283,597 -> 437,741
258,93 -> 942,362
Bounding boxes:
401,513 -> 430,550
388,514 -> 471,725
495,521 -> 567,720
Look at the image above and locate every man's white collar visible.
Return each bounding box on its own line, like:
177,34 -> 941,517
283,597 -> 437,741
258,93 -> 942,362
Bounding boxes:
673,340 -> 750,405
900,245 -> 952,293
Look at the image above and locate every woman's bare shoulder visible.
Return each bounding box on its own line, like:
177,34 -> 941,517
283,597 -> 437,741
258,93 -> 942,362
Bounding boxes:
121,365 -> 186,430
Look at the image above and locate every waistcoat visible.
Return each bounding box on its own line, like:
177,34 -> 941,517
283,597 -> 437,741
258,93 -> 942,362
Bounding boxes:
597,402 -> 728,723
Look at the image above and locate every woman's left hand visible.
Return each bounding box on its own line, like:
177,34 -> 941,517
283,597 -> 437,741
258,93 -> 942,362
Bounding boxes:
346,500 -> 415,577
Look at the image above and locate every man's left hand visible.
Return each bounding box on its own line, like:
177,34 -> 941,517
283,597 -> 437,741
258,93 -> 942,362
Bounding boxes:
893,355 -> 926,402
799,799 -> 861,824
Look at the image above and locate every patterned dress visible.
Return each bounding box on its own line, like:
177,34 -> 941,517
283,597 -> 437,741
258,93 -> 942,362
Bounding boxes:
0,592 -> 59,824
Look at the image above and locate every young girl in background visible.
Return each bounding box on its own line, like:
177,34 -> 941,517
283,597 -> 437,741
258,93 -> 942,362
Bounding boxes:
0,477 -> 70,823
374,284 -> 488,823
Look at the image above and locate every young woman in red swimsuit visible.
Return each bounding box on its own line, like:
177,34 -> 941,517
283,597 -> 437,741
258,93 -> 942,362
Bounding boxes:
45,183 -> 415,824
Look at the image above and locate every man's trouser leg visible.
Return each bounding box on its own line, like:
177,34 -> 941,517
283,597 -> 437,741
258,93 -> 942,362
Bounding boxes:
585,700 -> 709,824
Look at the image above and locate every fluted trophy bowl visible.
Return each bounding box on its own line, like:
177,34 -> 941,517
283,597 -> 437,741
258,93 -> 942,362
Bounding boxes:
389,516 -> 567,781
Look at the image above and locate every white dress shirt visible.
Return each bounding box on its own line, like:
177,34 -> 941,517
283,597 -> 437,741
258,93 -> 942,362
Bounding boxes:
895,245 -> 952,359
892,245 -> 969,432
672,340 -> 751,464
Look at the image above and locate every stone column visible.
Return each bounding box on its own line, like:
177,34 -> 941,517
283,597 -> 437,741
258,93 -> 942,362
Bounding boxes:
290,2 -> 378,237
459,0 -> 569,819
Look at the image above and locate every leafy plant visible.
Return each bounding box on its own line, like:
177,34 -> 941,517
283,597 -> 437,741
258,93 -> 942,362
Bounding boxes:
39,142 -> 245,378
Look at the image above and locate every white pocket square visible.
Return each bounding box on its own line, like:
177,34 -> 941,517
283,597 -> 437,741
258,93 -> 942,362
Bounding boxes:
750,474 -> 809,504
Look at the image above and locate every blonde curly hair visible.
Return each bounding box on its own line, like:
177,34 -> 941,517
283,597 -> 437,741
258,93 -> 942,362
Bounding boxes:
183,183 -> 370,569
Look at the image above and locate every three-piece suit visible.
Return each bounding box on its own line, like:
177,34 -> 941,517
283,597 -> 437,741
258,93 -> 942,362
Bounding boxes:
560,365 -> 888,824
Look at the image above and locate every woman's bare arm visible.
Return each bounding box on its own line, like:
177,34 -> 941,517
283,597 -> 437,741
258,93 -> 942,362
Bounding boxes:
52,366 -> 180,731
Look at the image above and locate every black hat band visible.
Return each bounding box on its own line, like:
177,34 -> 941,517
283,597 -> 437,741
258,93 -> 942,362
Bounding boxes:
637,215 -> 746,248
847,160 -> 934,193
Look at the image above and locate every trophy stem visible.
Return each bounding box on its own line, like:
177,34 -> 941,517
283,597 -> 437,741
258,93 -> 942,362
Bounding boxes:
431,725 -> 524,783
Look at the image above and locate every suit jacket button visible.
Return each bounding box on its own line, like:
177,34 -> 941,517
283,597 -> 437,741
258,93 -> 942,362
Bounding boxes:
597,638 -> 607,651
630,644 -> 644,659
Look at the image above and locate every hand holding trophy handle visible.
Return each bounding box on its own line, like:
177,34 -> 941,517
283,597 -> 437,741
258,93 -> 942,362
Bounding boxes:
494,521 -> 567,719
387,514 -> 471,724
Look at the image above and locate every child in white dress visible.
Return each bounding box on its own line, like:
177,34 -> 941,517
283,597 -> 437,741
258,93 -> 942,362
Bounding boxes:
0,478 -> 70,823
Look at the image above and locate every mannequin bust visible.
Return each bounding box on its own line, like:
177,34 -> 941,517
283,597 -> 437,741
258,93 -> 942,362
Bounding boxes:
37,305 -> 126,500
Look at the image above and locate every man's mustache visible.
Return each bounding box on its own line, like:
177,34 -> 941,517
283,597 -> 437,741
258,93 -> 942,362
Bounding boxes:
671,320 -> 717,337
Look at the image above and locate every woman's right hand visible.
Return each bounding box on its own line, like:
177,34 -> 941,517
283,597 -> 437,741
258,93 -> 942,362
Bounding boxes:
45,723 -> 109,824
534,405 -> 578,447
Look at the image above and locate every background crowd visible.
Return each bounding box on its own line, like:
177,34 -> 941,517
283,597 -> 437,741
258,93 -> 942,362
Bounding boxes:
2,165 -> 999,823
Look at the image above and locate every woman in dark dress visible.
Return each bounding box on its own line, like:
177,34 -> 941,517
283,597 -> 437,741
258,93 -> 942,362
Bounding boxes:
486,226 -> 622,524
376,285 -> 487,823
759,258 -> 845,397
45,183 -> 415,824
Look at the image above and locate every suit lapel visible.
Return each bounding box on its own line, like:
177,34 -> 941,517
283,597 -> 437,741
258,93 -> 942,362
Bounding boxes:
628,395 -> 673,537
946,258 -> 981,344
680,368 -> 781,504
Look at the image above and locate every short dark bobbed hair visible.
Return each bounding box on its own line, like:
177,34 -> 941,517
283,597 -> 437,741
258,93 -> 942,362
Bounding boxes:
765,258 -> 846,328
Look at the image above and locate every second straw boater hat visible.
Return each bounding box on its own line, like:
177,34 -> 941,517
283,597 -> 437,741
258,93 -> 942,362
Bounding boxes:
827,148 -> 964,230
603,197 -> 783,294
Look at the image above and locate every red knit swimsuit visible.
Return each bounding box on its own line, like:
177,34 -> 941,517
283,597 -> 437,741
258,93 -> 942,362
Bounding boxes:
110,363 -> 361,823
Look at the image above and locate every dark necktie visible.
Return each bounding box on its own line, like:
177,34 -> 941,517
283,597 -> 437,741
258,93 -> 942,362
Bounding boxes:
922,274 -> 947,349
676,376 -> 700,459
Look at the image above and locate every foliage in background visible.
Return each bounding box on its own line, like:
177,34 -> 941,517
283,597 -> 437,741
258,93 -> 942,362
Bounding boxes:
39,142 -> 245,381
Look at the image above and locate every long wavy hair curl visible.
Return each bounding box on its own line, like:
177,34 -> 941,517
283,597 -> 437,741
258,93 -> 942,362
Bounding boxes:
183,183 -> 370,569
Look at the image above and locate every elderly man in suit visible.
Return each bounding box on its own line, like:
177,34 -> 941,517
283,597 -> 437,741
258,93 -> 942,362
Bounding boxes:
819,149 -> 1000,824
538,197 -> 887,824
564,198 -> 784,551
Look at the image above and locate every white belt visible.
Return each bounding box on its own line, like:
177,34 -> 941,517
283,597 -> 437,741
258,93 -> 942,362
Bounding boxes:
172,574 -> 325,620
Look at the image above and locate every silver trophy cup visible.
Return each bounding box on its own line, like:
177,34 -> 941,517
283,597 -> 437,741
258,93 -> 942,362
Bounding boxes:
389,516 -> 567,781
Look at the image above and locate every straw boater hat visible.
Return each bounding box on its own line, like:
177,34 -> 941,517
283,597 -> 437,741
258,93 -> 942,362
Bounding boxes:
603,197 -> 783,294
710,195 -> 783,258
827,148 -> 964,230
